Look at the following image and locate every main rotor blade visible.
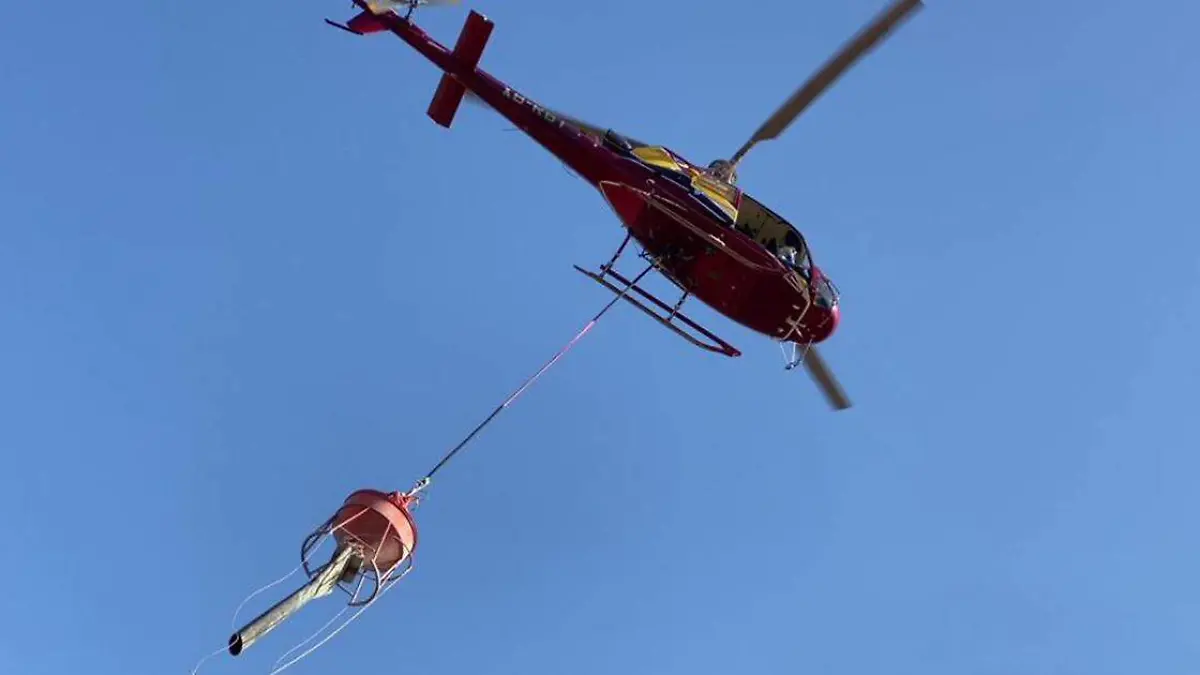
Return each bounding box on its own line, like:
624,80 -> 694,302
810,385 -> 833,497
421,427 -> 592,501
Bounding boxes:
464,92 -> 650,147
803,346 -> 851,410
365,0 -> 459,12
555,111 -> 608,140
728,0 -> 924,166
550,108 -> 652,149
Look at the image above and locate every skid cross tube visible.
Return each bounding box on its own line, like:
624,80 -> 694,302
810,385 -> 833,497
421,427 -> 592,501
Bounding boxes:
573,261 -> 741,358
601,232 -> 632,274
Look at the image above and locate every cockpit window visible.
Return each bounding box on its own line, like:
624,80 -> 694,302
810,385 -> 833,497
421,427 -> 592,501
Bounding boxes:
777,243 -> 812,279
814,275 -> 839,309
602,129 -> 634,154
734,193 -> 807,255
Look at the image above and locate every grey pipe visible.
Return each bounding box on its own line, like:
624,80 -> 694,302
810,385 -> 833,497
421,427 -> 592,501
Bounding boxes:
228,546 -> 357,656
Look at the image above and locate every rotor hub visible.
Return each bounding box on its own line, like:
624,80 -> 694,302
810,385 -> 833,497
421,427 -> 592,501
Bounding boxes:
706,159 -> 738,185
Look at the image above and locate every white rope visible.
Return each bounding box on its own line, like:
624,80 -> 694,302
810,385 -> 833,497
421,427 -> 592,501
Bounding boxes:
270,605 -> 350,672
266,565 -> 413,675
189,643 -> 231,675
230,530 -> 333,632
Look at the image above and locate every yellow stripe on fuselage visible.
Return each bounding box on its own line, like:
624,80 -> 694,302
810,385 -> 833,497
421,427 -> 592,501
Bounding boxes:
631,146 -> 739,222
688,171 -> 739,221
632,146 -> 683,173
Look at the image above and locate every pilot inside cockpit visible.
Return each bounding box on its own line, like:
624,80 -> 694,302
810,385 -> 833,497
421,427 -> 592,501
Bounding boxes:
780,244 -> 837,309
777,244 -> 812,279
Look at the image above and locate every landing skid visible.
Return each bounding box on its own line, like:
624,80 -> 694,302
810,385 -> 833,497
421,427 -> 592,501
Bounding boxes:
575,233 -> 741,358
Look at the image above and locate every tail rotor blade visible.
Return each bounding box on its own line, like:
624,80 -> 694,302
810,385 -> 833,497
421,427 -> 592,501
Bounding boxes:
803,346 -> 851,410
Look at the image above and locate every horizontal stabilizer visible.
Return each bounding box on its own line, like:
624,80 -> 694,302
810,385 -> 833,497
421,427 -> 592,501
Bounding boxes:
426,10 -> 494,128
427,75 -> 467,127
343,10 -> 387,34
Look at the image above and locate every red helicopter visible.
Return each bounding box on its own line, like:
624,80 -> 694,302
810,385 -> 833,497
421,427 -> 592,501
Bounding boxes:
325,0 -> 925,410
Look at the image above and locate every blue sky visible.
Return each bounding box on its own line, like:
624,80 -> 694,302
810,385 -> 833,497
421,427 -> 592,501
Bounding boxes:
2,0 -> 1199,673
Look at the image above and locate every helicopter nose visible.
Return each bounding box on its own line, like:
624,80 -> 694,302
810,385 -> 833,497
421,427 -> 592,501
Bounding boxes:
807,302 -> 840,343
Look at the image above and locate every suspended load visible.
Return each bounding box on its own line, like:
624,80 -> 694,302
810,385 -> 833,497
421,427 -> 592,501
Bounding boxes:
228,488 -> 420,658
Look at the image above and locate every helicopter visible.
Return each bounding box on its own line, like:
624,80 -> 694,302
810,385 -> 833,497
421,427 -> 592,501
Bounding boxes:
325,0 -> 925,410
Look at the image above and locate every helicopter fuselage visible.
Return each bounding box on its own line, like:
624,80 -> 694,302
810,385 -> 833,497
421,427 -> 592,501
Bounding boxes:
341,5 -> 839,345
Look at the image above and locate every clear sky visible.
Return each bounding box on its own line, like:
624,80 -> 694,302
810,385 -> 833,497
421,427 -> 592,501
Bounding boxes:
2,0 -> 1199,673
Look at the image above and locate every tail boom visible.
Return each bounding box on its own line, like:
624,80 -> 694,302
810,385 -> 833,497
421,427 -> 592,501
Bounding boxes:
330,1 -> 613,184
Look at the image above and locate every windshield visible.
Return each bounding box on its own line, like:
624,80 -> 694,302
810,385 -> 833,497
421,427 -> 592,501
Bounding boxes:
813,273 -> 839,309
735,194 -> 810,256
728,193 -> 836,306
